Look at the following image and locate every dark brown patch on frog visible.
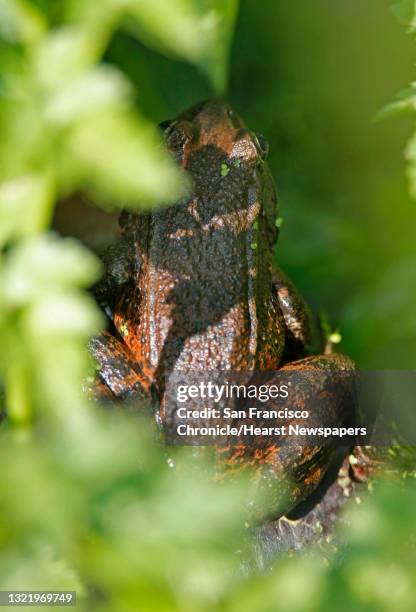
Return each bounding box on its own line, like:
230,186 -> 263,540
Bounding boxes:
113,140 -> 284,399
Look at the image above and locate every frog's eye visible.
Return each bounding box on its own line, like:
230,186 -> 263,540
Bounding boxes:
253,133 -> 269,159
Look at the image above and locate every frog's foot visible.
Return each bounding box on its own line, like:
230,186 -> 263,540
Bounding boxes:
242,352 -> 358,565
252,451 -> 360,568
89,331 -> 152,403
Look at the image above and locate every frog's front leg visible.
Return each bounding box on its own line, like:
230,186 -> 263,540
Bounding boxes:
90,332 -> 152,402
272,266 -> 320,360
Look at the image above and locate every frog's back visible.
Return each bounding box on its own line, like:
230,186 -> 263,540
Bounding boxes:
114,101 -> 285,383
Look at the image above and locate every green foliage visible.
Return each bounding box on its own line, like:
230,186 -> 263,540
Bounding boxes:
0,416 -> 251,610
225,480 -> 416,612
0,0 -> 237,420
375,84 -> 416,120
385,2 -> 416,197
0,2 -> 250,608
0,1 -> 415,610
0,234 -> 102,427
1,419 -> 415,611
391,0 -> 416,30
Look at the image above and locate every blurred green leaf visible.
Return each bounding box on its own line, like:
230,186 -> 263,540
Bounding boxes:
198,0 -> 240,93
64,109 -> 190,207
0,0 -> 239,450
1,234 -> 102,305
0,16 -> 191,211
391,0 -> 416,31
375,84 -> 416,120
70,0 -> 239,93
405,130 -> 416,198
124,0 -> 219,62
0,234 -> 103,425
25,293 -> 101,337
124,0 -> 239,92
0,172 -> 54,245
0,0 -> 46,44
33,26 -> 101,87
44,65 -> 132,126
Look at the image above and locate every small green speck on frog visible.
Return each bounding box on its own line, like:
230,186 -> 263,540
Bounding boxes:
120,322 -> 129,337
221,163 -> 230,177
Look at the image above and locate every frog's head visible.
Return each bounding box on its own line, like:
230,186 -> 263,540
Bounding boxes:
159,100 -> 278,248
160,100 -> 269,166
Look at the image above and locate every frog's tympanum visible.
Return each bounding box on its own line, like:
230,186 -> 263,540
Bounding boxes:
91,100 -> 356,526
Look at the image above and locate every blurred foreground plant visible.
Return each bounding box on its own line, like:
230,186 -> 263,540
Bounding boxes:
0,0 -> 239,422
0,416 -> 415,612
380,1 -> 416,198
0,2 -> 258,609
0,409 -> 251,610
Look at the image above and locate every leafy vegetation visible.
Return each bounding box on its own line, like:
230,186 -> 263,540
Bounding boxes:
0,1 -> 415,610
0,0 -> 238,425
381,1 -> 416,199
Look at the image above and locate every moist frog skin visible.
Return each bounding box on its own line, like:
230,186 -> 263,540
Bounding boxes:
91,100 -> 357,523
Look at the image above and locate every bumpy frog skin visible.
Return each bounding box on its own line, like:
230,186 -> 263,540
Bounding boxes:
91,100 -> 356,526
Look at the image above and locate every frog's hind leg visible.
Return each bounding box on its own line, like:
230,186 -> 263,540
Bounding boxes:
250,352 -> 358,564
253,452 -> 357,566
272,266 -> 320,360
89,331 -> 152,404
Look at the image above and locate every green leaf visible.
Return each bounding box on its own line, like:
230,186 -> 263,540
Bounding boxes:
24,293 -> 102,338
45,65 -> 133,126
70,0 -> 240,93
197,0 -> 240,93
5,358 -> 32,426
1,234 -> 102,306
405,130 -> 416,198
376,97 -> 415,120
0,0 -> 46,45
124,0 -> 215,61
376,84 -> 416,120
33,26 -> 102,89
0,173 -> 55,245
64,110 -> 190,208
124,0 -> 240,93
391,0 -> 416,31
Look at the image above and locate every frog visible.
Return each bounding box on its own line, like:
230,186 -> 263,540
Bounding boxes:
90,100 -> 357,526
